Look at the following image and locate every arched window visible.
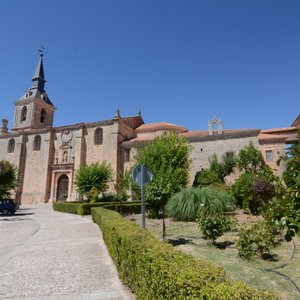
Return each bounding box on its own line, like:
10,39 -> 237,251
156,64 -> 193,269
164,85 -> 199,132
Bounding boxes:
8,139 -> 15,153
40,109 -> 46,123
33,135 -> 41,151
21,106 -> 27,122
94,128 -> 103,145
63,151 -> 68,163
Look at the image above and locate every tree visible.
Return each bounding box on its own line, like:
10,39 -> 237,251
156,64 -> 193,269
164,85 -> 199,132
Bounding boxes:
0,160 -> 17,199
75,162 -> 113,202
136,131 -> 191,238
237,142 -> 264,172
263,132 -> 300,241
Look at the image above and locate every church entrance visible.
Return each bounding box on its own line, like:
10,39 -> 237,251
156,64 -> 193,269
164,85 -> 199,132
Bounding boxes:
56,174 -> 69,201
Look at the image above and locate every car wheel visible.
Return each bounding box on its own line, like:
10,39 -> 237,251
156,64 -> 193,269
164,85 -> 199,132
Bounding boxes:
10,211 -> 15,215
2,209 -> 9,215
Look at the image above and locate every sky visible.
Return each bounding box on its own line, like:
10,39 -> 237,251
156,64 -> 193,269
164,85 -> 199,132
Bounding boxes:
0,0 -> 299,131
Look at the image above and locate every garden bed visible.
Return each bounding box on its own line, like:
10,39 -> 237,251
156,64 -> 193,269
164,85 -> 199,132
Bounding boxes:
128,211 -> 300,300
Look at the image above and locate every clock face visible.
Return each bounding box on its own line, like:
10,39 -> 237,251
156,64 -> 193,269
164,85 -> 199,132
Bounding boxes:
61,130 -> 73,143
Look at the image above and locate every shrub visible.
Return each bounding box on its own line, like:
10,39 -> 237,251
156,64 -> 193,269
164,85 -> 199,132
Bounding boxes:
209,153 -> 236,182
236,221 -> 276,260
193,169 -> 220,187
231,167 -> 277,214
91,207 -> 276,299
102,202 -> 142,215
252,179 -> 275,214
166,186 -> 235,221
198,205 -> 236,242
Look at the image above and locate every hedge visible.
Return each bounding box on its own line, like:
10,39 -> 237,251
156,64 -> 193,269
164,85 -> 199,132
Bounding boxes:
92,207 -> 277,300
53,201 -> 142,215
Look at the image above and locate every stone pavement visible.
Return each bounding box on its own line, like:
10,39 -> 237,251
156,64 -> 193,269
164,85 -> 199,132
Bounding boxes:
0,204 -> 135,300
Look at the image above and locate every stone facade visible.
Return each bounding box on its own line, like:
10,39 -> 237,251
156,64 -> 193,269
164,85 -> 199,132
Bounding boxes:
1,56 -> 299,204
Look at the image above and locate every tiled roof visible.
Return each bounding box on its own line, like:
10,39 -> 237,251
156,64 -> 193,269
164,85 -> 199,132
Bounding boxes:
122,128 -> 260,148
181,129 -> 260,142
135,122 -> 188,133
258,133 -> 287,143
261,127 -> 297,133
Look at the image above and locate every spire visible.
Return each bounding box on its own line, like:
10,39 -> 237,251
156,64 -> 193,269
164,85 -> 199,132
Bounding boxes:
31,53 -> 46,92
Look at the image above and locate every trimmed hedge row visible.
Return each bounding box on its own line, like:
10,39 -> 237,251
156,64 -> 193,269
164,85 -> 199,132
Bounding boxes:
53,201 -> 142,215
92,207 -> 277,300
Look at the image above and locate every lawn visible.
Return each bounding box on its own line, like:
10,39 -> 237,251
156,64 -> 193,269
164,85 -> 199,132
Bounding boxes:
128,212 -> 300,300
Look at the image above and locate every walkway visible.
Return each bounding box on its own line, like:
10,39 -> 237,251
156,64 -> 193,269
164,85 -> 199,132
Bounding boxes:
0,204 -> 134,300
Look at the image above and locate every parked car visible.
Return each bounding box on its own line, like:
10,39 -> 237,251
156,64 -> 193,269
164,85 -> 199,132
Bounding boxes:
0,199 -> 19,215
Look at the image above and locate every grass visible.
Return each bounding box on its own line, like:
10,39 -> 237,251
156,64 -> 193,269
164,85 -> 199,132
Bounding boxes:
128,212 -> 300,300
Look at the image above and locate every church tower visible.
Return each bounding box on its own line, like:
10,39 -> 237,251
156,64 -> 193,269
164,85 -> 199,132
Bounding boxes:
12,53 -> 56,131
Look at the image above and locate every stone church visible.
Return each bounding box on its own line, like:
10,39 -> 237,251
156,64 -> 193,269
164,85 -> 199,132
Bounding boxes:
0,55 -> 299,204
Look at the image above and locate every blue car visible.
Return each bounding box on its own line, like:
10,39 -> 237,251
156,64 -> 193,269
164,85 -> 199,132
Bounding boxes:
0,199 -> 19,215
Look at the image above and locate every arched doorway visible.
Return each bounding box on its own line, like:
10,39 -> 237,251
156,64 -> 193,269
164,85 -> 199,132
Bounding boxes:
56,174 -> 69,201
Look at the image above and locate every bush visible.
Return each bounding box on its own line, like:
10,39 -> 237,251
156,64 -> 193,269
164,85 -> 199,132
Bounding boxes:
198,205 -> 236,242
252,179 -> 276,214
91,207 -> 276,299
209,153 -> 236,182
102,202 -> 142,215
193,169 -> 221,187
166,186 -> 235,221
231,167 -> 277,214
236,221 -> 276,260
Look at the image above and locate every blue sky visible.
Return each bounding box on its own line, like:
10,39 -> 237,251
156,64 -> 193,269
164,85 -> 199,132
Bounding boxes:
0,0 -> 299,131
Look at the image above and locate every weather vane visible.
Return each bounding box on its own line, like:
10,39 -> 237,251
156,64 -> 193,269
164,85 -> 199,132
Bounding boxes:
38,46 -> 45,56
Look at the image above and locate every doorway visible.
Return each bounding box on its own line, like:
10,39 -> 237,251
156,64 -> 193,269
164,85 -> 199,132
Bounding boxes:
56,174 -> 69,201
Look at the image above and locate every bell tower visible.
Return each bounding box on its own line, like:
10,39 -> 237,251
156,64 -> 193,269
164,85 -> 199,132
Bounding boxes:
12,53 -> 56,131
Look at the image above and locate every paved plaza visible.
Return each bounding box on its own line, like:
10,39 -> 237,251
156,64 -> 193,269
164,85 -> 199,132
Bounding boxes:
0,204 -> 134,300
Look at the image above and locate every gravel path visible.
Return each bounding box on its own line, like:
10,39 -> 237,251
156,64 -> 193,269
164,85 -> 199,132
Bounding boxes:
0,204 -> 134,300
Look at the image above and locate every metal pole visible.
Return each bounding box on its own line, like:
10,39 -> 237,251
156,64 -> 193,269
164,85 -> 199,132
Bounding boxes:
141,164 -> 145,229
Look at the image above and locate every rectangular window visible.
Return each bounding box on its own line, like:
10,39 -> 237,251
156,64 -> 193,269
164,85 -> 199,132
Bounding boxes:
266,150 -> 274,161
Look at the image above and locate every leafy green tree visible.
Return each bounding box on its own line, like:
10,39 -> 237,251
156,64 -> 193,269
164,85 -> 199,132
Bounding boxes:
136,131 -> 191,238
237,142 -> 264,172
193,169 -> 221,187
75,162 -> 113,202
0,160 -> 17,199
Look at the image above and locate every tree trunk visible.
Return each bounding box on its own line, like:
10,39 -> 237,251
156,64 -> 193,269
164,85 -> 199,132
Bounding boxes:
162,206 -> 166,240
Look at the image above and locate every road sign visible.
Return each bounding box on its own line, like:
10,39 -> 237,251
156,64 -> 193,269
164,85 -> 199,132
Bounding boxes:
132,164 -> 153,229
132,165 -> 153,187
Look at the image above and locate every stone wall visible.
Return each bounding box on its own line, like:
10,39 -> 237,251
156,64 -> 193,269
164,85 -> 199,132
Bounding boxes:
189,136 -> 259,185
